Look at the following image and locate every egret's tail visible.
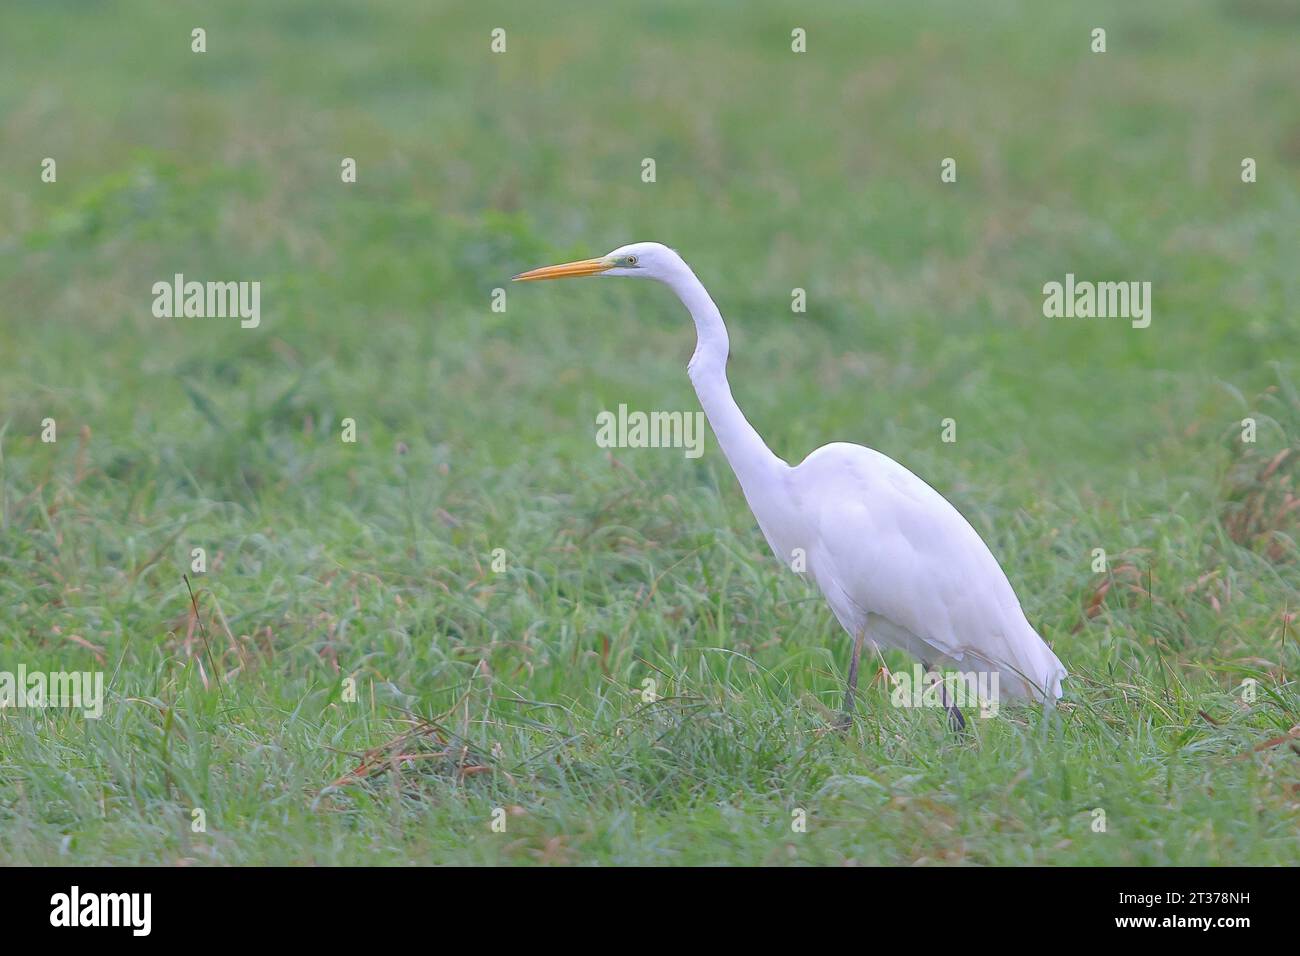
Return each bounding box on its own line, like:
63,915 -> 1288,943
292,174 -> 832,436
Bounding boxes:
957,620 -> 1066,702
1007,622 -> 1066,701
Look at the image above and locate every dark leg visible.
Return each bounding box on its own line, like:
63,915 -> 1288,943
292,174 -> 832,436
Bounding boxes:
922,660 -> 966,733
837,628 -> 867,729
939,677 -> 967,732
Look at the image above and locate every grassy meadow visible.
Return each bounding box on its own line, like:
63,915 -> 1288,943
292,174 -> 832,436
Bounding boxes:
0,0 -> 1298,864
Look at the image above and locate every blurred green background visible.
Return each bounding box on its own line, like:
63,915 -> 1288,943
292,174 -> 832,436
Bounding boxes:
0,0 -> 1297,864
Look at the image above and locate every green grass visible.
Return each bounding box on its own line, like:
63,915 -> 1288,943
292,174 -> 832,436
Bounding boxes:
1,0 -> 1298,865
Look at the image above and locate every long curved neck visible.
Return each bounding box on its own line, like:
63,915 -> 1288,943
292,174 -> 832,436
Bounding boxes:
662,261 -> 788,496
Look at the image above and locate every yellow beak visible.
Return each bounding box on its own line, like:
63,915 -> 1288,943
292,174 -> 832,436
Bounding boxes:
512,256 -> 613,282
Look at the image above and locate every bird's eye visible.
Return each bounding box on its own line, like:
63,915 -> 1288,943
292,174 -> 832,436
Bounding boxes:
626,255 -> 638,266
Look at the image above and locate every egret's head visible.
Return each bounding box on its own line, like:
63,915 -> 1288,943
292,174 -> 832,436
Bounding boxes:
513,241 -> 679,283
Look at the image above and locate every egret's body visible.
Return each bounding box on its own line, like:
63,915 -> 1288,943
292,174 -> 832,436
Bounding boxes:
516,242 -> 1065,721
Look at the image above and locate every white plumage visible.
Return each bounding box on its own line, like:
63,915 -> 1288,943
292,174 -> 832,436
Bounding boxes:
786,443 -> 1064,700
515,241 -> 1066,721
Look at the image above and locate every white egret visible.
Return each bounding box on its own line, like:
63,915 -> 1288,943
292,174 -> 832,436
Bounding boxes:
514,242 -> 1066,727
